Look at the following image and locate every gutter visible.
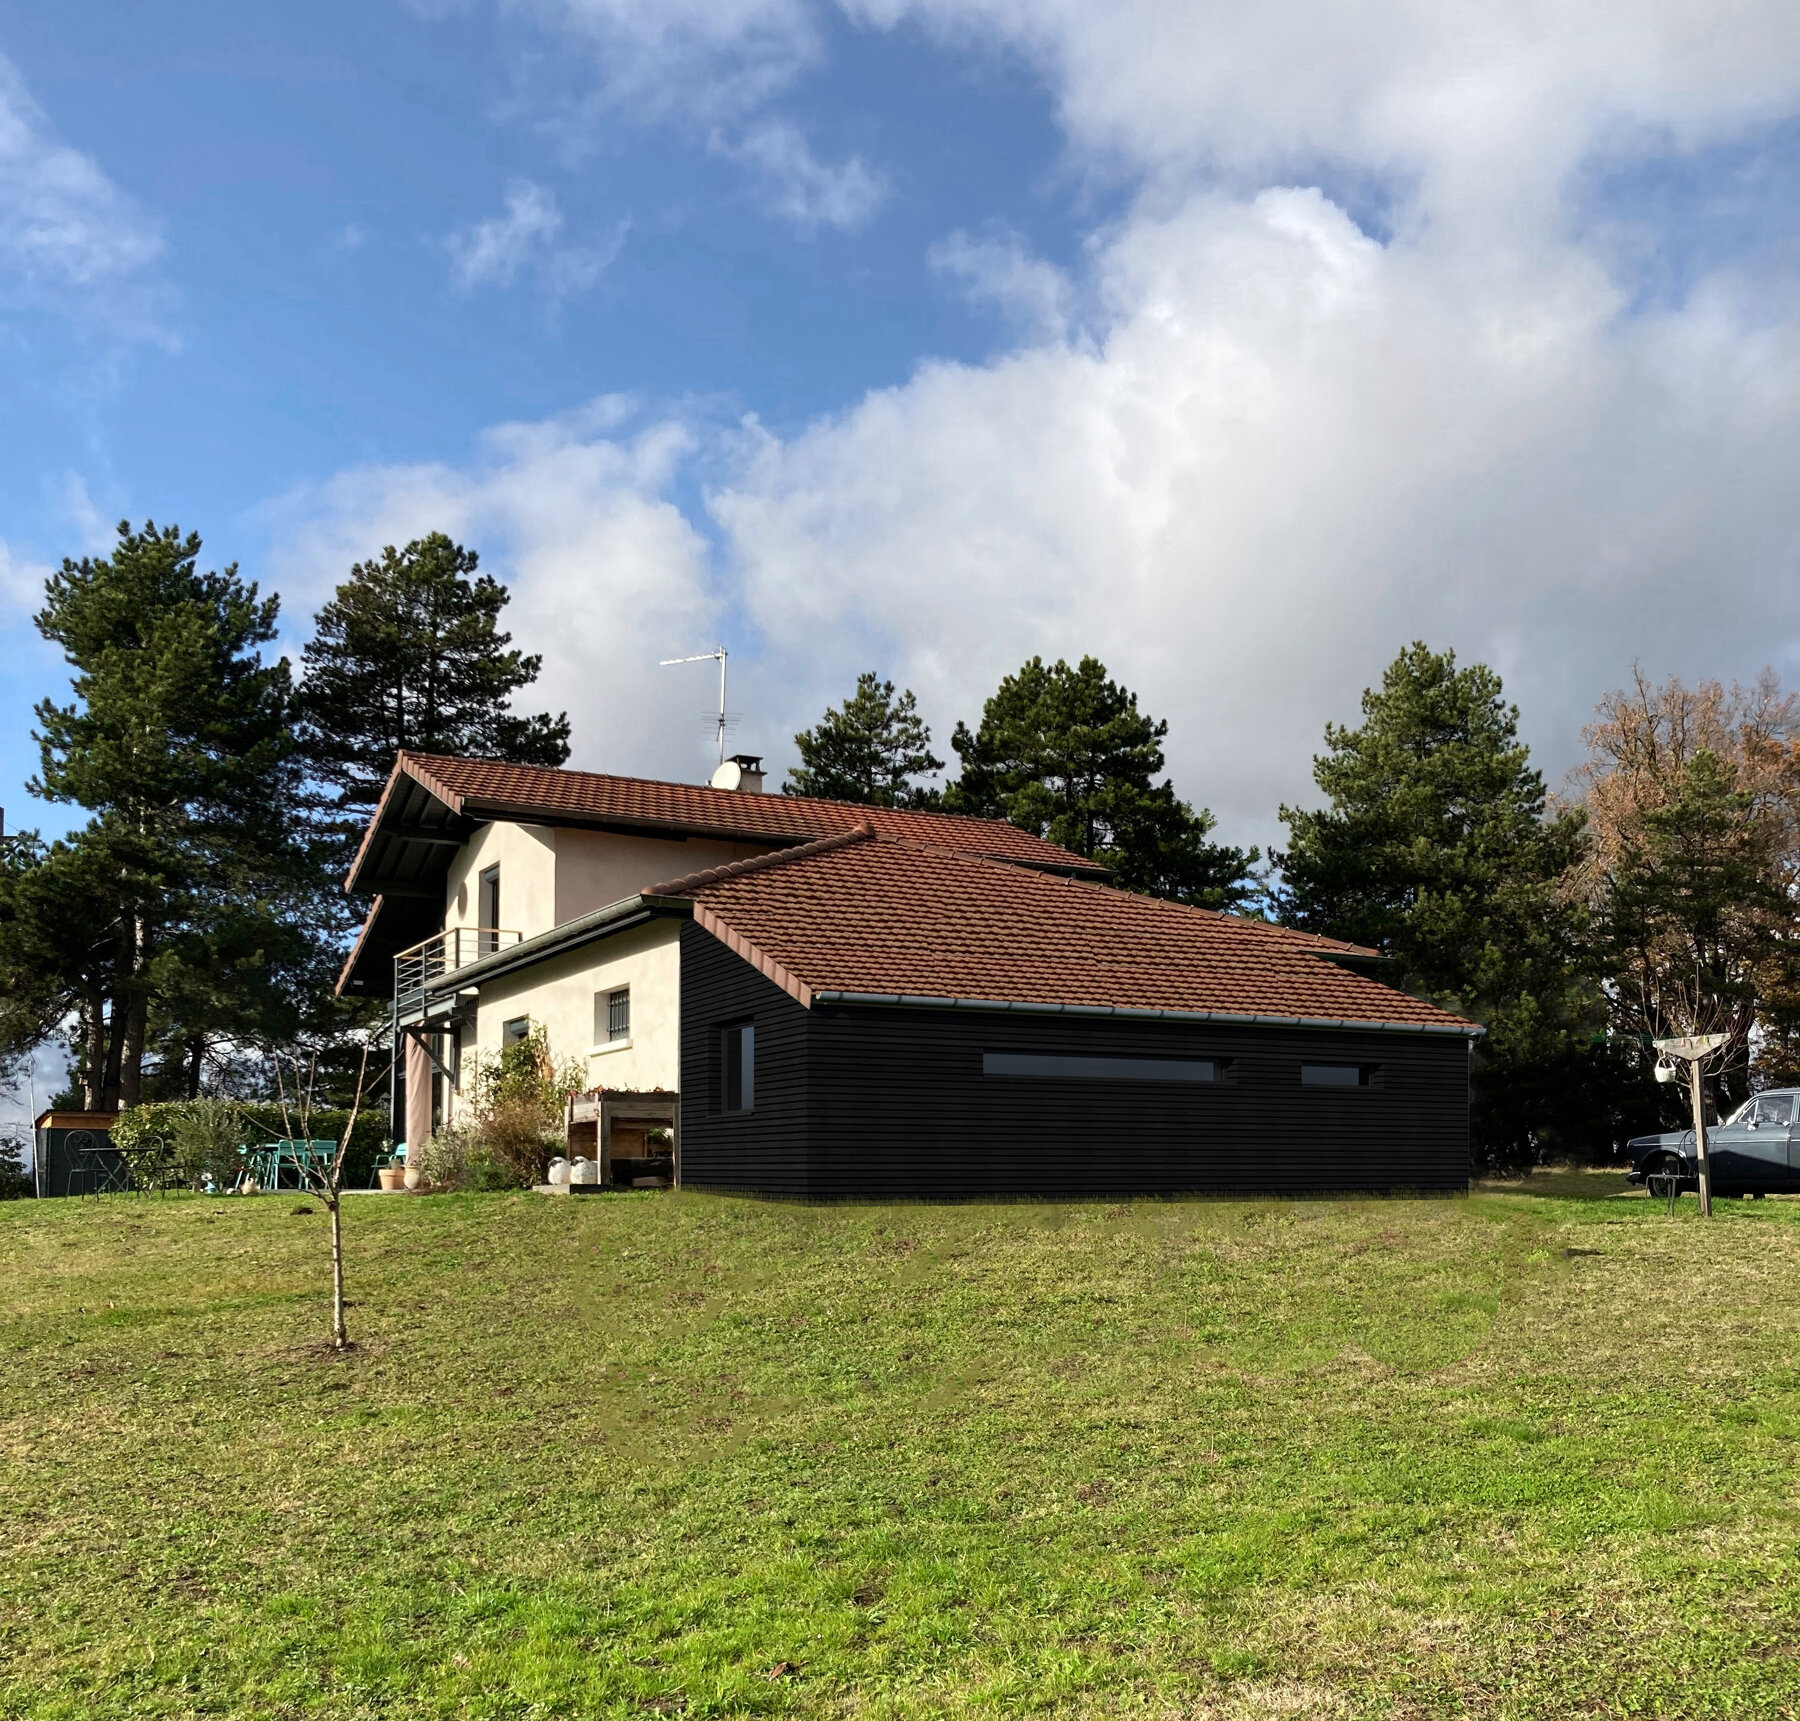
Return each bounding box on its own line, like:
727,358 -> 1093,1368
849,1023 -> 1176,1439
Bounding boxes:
423,893 -> 691,992
808,989 -> 1484,1039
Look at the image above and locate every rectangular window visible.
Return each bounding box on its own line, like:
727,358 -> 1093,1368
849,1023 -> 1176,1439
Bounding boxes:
982,1051 -> 1222,1083
1301,1063 -> 1380,1088
478,865 -> 500,955
722,1022 -> 755,1113
607,986 -> 631,1042
502,1016 -> 530,1046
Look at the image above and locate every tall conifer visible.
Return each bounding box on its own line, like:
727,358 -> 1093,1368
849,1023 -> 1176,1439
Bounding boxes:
296,533 -> 570,845
948,655 -> 1258,909
785,673 -> 944,806
21,520 -> 315,1106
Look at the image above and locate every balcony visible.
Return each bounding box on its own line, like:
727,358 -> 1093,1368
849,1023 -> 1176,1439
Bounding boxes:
394,926 -> 522,1023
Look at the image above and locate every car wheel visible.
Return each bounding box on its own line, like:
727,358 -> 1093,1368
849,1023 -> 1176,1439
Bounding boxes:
1645,1159 -> 1685,1205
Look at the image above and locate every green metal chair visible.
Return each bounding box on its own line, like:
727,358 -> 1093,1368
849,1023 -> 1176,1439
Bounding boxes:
237,1139 -> 338,1192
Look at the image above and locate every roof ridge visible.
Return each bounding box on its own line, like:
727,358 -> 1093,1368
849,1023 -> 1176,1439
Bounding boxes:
399,750 -> 1105,858
645,821 -> 876,897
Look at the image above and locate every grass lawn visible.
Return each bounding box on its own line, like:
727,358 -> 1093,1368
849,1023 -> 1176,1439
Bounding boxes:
4,1175 -> 1800,1719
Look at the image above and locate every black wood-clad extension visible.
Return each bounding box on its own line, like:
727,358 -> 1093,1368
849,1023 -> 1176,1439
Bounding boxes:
679,921 -> 814,1196
678,921 -> 1470,1198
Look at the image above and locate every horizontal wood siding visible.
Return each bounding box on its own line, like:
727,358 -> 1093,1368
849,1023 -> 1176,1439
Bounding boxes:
678,920 -> 812,1195
679,926 -> 1470,1198
808,1003 -> 1468,1197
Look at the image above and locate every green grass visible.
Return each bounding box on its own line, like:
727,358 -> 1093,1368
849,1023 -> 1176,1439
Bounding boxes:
5,1174 -> 1800,1718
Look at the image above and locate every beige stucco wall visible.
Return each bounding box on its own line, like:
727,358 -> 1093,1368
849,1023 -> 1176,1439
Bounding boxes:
458,917 -> 683,1112
552,828 -> 769,924
442,822 -> 558,942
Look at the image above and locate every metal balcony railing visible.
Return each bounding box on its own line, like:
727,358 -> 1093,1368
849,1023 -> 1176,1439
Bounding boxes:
394,926 -> 522,1019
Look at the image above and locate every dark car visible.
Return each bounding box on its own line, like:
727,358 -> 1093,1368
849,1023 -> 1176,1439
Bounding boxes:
1627,1089 -> 1800,1199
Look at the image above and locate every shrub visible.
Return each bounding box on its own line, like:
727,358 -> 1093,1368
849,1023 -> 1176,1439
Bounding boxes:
414,1124 -> 515,1192
0,1132 -> 31,1200
113,1099 -> 391,1191
461,1025 -> 585,1189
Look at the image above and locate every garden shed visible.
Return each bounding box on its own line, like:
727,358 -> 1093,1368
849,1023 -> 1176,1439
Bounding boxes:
33,1112 -> 126,1198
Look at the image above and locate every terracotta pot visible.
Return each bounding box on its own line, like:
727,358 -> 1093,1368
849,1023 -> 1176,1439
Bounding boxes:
402,1167 -> 425,1191
377,1165 -> 405,1191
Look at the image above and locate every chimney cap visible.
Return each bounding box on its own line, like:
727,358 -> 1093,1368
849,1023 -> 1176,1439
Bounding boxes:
710,754 -> 766,792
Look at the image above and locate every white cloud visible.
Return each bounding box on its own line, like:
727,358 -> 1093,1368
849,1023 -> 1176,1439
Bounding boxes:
0,538 -> 49,616
264,401 -> 725,782
311,1 -> 1800,848
929,226 -> 1074,341
443,179 -> 624,297
0,53 -> 164,329
851,0 -> 1800,217
719,119 -> 887,232
500,0 -> 822,125
445,179 -> 564,287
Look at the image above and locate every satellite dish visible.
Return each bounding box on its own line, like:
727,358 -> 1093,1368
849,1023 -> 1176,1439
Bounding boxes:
710,759 -> 744,791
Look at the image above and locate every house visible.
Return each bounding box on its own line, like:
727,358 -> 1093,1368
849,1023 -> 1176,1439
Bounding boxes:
339,751 -> 1479,1196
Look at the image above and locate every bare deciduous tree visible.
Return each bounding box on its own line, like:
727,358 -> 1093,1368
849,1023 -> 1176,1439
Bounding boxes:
272,1039 -> 384,1352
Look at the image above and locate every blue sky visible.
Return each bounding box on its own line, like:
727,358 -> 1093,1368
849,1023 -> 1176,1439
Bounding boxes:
5,0 -> 1800,860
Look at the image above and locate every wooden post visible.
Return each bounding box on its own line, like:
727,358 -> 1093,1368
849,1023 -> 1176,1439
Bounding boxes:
1688,1058 -> 1712,1218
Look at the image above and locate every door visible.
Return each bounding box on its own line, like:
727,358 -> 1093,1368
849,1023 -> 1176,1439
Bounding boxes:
1736,1093 -> 1792,1190
1705,1100 -> 1758,1192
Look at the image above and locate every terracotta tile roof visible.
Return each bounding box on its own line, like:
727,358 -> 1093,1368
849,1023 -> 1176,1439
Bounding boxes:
392,751 -> 1103,875
657,829 -> 1472,1034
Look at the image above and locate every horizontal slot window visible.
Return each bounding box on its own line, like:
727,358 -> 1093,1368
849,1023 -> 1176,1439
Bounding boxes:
983,1051 -> 1222,1084
1301,1063 -> 1381,1088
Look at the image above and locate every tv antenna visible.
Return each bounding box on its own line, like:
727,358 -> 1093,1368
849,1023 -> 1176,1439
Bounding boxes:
659,645 -> 731,767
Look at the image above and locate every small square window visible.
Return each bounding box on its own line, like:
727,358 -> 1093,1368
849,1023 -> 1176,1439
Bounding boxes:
721,1022 -> 755,1114
502,1016 -> 530,1046
607,987 -> 630,1042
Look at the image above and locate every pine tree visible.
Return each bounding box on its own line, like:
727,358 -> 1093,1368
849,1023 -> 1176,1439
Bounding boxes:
296,533 -> 570,839
785,673 -> 944,807
947,655 -> 1258,908
21,520 -> 317,1107
1276,642 -> 1611,1170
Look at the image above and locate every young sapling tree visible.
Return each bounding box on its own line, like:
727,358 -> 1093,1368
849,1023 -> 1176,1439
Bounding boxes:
273,1039 -> 384,1351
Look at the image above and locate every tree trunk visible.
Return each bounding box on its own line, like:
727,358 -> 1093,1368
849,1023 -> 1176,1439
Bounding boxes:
187,1034 -> 205,1100
118,912 -> 148,1109
328,1195 -> 349,1350
101,994 -> 127,1112
81,986 -> 107,1110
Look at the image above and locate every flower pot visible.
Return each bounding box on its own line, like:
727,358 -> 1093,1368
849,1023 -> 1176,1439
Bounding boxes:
377,1165 -> 405,1191
402,1167 -> 425,1191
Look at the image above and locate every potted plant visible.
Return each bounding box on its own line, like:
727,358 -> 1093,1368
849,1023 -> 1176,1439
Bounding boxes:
377,1154 -> 406,1192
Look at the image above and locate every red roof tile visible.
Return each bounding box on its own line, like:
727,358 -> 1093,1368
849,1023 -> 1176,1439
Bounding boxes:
391,751 -> 1102,875
658,830 -> 1472,1033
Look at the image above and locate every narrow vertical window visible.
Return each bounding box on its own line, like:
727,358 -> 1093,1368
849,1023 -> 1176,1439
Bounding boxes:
478,865 -> 500,955
721,1022 -> 755,1114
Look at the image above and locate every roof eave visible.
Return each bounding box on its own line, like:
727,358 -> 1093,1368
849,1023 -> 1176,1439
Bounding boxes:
808,989 -> 1484,1037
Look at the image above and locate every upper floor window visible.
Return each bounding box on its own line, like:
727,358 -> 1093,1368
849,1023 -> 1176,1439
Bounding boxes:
478,865 -> 500,955
502,1016 -> 530,1046
721,1022 -> 755,1114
